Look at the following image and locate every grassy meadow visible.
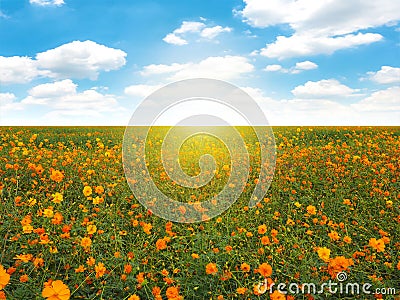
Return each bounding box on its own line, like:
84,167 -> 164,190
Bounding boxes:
0,126 -> 399,299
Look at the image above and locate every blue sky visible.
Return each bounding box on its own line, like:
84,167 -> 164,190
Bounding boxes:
0,0 -> 399,125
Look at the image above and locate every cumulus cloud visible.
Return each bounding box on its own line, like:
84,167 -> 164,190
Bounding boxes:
291,79 -> 358,98
200,26 -> 232,39
260,32 -> 382,60
264,64 -> 283,72
21,79 -> 121,112
163,34 -> 188,46
237,0 -> 399,59
163,20 -> 232,45
242,85 -> 399,125
351,86 -> 400,111
295,61 -> 318,70
264,60 -> 318,73
0,56 -> 41,84
368,66 -> 400,84
0,41 -> 127,84
35,40 -> 127,80
29,0 -> 64,6
140,55 -> 254,81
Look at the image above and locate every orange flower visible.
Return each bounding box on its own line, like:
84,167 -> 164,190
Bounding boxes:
50,170 -> 64,183
142,223 -> 152,235
82,186 -> 92,197
42,280 -> 70,300
20,274 -> 29,283
241,263 -> 250,272
80,237 -> 92,248
397,261 -> 400,271
74,265 -> 85,273
14,254 -> 33,263
51,212 -> 63,225
0,265 -> 10,290
369,238 -> 385,252
306,205 -> 317,215
328,231 -> 340,241
205,263 -> 218,275
94,186 -> 104,194
128,295 -> 140,300
317,247 -> 331,263
124,264 -> 133,274
270,290 -> 286,300
191,253 -> 199,259
95,262 -> 106,278
261,236 -> 271,245
236,287 -> 247,295
258,224 -> 267,234
343,236 -> 352,244
258,263 -> 272,277
165,286 -> 180,299
156,238 -> 167,250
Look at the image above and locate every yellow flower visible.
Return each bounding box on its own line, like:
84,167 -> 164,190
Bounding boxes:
82,186 -> 92,197
317,247 -> 331,262
0,265 -> 10,290
87,225 -> 97,235
42,280 -> 70,300
43,208 -> 54,218
128,295 -> 140,300
51,192 -> 63,204
23,225 -> 34,234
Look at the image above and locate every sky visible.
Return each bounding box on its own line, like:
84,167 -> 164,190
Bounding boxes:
0,0 -> 399,125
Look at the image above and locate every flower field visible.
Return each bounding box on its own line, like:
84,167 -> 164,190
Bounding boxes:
0,126 -> 399,299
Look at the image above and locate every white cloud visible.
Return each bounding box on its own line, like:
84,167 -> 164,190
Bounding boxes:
264,64 -> 283,72
238,0 -> 399,59
21,79 -> 121,112
0,56 -> 40,84
242,85 -> 399,125
260,32 -> 382,60
200,26 -> 232,39
264,61 -> 317,73
163,20 -> 231,45
124,84 -> 163,98
295,61 -> 318,70
140,63 -> 189,76
368,66 -> 400,84
162,33 -> 188,46
29,0 -> 64,6
351,86 -> 400,111
174,21 -> 206,34
35,40 -> 127,80
292,79 -> 358,98
140,55 -> 254,81
0,41 -> 127,84
0,93 -> 16,106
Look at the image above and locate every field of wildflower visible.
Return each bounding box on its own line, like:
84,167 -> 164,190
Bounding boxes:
0,126 -> 399,300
